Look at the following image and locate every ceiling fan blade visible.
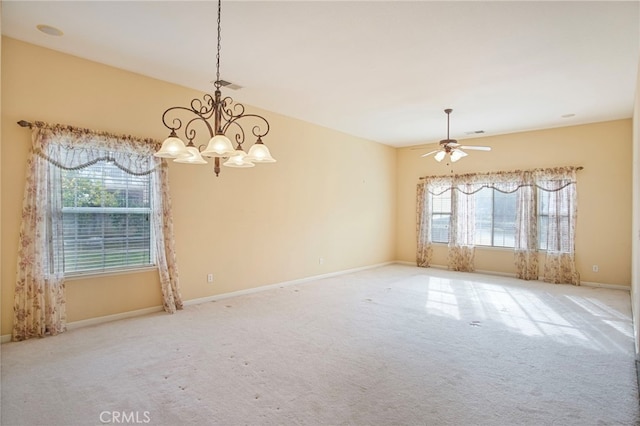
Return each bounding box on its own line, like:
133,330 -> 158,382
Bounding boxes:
459,145 -> 491,151
421,150 -> 440,158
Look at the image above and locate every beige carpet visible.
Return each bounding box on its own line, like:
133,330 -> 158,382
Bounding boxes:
1,264 -> 638,425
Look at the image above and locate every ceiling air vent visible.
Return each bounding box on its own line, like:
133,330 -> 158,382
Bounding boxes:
213,79 -> 243,90
465,130 -> 485,135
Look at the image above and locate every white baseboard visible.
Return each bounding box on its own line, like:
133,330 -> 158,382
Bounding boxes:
2,261 -> 395,344
396,261 -> 515,277
184,261 -> 395,306
66,306 -> 165,330
580,281 -> 630,291
395,261 -> 630,291
1,306 -> 164,344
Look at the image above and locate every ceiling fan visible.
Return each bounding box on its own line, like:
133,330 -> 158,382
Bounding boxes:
422,109 -> 491,162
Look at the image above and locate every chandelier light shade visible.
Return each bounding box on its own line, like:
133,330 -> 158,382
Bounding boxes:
155,131 -> 188,158
247,137 -> 276,163
201,134 -> 235,157
174,146 -> 208,164
223,150 -> 255,168
154,0 -> 276,176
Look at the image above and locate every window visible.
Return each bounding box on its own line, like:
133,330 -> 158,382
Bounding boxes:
431,187 -> 517,248
473,188 -> 517,247
417,167 -> 579,284
537,186 -> 571,252
13,123 -> 183,339
61,161 -> 154,274
430,187 -> 451,243
429,185 -> 575,250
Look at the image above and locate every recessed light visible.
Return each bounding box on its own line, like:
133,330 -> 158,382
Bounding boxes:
36,24 -> 64,37
561,113 -> 576,118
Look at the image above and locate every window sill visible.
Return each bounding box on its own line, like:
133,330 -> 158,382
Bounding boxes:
64,266 -> 157,281
430,243 -> 548,253
475,245 -> 515,252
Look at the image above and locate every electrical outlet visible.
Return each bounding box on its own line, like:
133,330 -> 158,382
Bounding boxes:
319,257 -> 324,265
592,265 -> 599,273
207,273 -> 214,283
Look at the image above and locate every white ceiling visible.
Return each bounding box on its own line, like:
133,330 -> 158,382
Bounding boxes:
2,1 -> 639,147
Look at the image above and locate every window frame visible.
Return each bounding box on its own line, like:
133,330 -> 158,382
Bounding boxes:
59,161 -> 156,277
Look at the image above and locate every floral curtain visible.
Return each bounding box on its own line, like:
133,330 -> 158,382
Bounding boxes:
448,180 -> 477,272
13,122 -> 183,341
416,175 -> 454,267
539,167 -> 580,285
13,128 -> 67,341
153,163 -> 183,313
416,181 -> 432,267
514,170 -> 539,280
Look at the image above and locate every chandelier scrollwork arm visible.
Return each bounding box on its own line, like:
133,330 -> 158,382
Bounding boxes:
223,113 -> 270,138
162,98 -> 216,140
219,97 -> 270,147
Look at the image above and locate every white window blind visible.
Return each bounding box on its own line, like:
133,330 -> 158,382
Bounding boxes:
61,161 -> 154,274
430,186 -> 451,243
473,188 -> 517,247
537,186 -> 571,252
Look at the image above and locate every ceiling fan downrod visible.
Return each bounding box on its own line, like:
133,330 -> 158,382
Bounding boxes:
442,108 -> 455,146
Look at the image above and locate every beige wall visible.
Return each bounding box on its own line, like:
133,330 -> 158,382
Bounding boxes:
0,38 -> 397,336
396,119 -> 633,287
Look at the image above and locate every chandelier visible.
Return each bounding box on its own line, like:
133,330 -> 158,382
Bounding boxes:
154,0 -> 275,176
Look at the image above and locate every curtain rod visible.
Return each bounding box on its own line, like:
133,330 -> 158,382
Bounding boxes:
419,166 -> 584,180
17,120 -> 159,146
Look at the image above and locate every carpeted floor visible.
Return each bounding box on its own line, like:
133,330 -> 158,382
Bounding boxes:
1,264 -> 638,425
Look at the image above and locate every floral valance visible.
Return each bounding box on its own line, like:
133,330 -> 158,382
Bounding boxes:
28,121 -> 162,175
419,166 -> 582,195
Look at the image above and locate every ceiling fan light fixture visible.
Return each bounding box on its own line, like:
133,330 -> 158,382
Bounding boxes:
451,149 -> 467,162
420,108 -> 491,164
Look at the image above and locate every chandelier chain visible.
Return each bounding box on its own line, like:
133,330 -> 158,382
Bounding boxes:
215,0 -> 222,89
